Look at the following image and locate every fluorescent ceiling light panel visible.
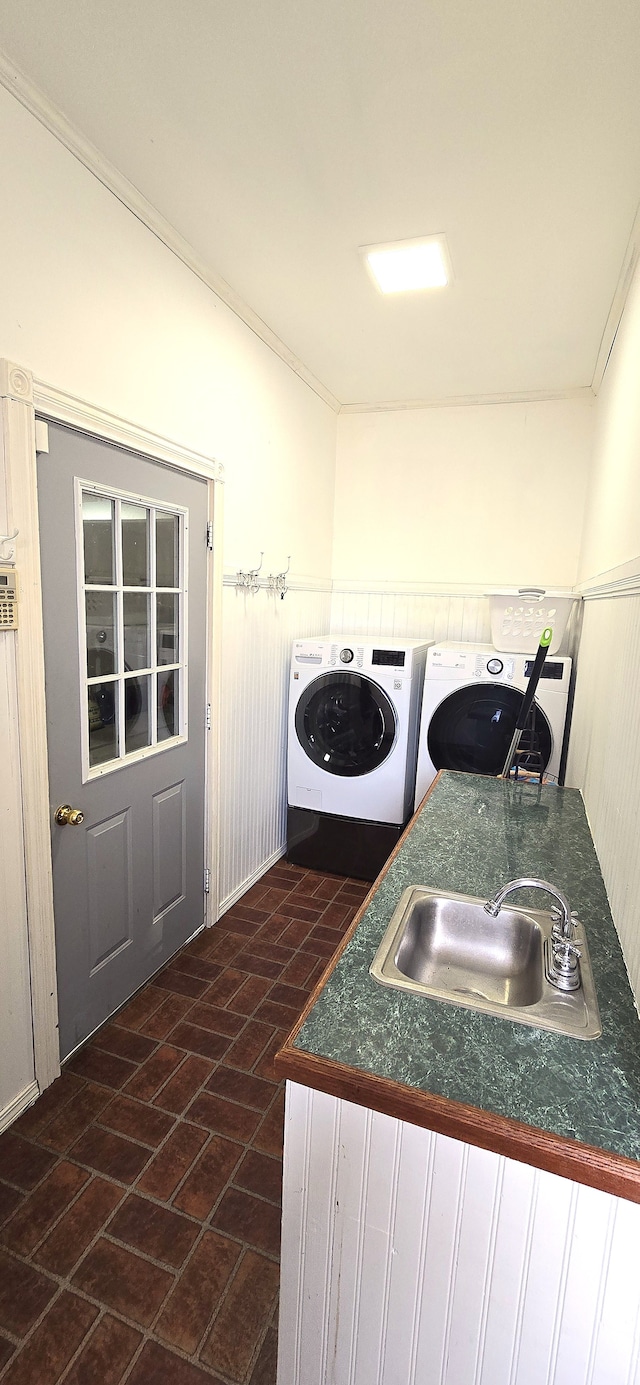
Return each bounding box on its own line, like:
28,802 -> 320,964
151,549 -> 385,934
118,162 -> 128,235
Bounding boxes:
362,235 -> 452,293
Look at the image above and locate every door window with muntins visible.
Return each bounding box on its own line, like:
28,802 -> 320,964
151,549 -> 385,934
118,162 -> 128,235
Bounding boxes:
80,484 -> 187,777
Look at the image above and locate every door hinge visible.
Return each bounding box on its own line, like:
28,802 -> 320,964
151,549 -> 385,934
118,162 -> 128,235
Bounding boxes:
204,867 -> 211,894
206,520 -> 214,551
206,703 -> 211,731
35,419 -> 50,454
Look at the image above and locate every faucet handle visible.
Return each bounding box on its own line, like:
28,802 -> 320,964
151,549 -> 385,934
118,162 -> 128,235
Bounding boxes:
551,909 -> 580,942
552,938 -> 582,963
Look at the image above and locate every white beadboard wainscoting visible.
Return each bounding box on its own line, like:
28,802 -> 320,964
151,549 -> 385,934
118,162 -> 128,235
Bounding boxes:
217,578 -> 331,912
330,586 -> 492,644
278,1084 -> 640,1385
0,628 -> 37,1120
566,580 -> 640,1004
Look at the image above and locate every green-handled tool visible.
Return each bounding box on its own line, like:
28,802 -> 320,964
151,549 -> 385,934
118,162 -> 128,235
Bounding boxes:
501,626 -> 553,779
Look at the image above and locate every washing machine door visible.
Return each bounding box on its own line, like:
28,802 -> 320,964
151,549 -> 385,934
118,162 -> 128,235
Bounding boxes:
296,672 -> 397,776
427,684 -> 552,776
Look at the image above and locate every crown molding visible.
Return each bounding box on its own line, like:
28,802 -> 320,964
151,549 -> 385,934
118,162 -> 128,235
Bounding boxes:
339,386 -> 594,415
591,199 -> 640,395
0,49 -> 341,416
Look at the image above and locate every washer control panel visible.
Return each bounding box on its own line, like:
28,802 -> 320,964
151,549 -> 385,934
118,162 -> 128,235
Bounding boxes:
486,657 -> 503,675
293,639 -> 424,677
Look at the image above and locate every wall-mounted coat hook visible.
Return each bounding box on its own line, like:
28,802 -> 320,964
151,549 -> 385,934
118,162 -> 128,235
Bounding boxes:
0,529 -> 18,563
236,551 -> 264,594
268,555 -> 291,600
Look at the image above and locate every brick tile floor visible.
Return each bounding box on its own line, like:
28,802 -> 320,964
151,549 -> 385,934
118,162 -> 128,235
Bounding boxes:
0,862 -> 367,1384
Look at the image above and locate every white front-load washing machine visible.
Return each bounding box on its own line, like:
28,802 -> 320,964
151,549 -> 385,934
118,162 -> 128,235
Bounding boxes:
287,636 -> 430,879
414,642 -> 572,810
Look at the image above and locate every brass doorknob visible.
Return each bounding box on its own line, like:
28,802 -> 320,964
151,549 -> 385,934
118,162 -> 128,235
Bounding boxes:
54,804 -> 84,826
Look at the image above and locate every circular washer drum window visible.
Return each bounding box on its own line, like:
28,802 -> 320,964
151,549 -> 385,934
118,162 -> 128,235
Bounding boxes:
296,671 -> 397,777
427,684 -> 552,777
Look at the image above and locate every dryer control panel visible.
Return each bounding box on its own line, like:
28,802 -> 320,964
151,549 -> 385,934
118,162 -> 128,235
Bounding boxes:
425,643 -> 571,691
477,653 -> 514,679
427,646 -> 515,681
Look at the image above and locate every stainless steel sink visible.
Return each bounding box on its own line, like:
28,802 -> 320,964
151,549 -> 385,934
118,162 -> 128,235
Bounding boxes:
370,886 -> 601,1039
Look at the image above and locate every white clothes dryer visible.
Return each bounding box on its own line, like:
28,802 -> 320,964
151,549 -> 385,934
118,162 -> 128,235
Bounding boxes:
288,636 -> 430,879
414,642 -> 572,810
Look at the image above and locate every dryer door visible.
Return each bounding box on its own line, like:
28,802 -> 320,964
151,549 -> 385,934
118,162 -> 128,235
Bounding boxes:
427,684 -> 552,776
296,672 -> 397,776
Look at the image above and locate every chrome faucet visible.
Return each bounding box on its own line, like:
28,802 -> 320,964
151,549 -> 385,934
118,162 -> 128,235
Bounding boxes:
484,877 -> 582,992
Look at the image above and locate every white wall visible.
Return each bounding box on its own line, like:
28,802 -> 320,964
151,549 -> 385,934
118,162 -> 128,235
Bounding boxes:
577,264 -> 640,585
567,259 -> 640,1001
0,88 -> 336,580
0,84 -> 337,1118
333,400 -> 593,590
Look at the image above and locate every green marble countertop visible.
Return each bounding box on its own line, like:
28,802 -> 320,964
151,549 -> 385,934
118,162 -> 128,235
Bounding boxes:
294,772 -> 640,1162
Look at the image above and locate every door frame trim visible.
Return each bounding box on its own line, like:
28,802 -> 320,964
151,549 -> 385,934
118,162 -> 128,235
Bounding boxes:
1,359 -> 224,1094
34,379 -> 225,482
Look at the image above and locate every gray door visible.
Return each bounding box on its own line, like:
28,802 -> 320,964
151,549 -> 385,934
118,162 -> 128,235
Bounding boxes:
37,422 -> 209,1059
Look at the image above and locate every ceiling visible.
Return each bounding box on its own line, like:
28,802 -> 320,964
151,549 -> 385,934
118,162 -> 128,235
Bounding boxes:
1,0 -> 640,409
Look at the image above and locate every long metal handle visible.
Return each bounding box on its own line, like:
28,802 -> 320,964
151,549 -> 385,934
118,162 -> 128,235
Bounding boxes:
501,627 -> 553,778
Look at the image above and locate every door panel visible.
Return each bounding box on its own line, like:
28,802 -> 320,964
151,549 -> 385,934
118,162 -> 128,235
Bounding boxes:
38,422 -> 208,1058
87,811 -> 132,971
152,782 -> 186,920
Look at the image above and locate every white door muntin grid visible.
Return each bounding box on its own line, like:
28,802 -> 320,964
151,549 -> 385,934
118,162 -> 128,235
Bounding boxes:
75,478 -> 189,781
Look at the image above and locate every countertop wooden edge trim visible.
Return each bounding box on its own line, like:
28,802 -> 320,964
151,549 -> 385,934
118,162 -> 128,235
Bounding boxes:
275,774 -> 640,1205
274,1045 -> 640,1204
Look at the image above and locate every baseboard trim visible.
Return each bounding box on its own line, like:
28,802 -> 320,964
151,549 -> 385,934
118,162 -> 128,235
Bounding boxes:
0,1080 -> 39,1135
218,845 -> 287,917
